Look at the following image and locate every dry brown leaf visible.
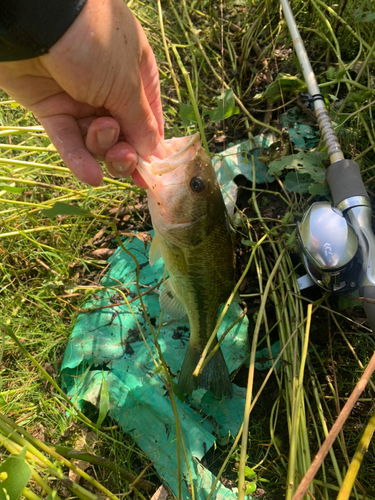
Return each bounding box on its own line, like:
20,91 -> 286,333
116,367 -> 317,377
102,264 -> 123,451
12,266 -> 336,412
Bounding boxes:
120,231 -> 152,249
89,227 -> 106,244
91,248 -> 115,260
151,485 -> 170,500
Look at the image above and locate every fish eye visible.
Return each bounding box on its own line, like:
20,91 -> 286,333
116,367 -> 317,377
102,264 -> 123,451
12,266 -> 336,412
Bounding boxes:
189,176 -> 206,193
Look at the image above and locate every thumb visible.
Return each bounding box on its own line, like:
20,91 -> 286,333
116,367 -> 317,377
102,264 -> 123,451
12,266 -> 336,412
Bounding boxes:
113,86 -> 165,161
110,19 -> 165,160
138,29 -> 164,140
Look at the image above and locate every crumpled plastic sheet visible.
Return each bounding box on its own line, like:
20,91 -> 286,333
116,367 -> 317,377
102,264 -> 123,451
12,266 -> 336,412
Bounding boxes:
61,237 -> 249,499
279,107 -> 320,150
61,136 -> 282,499
212,132 -> 275,216
212,108 -> 320,217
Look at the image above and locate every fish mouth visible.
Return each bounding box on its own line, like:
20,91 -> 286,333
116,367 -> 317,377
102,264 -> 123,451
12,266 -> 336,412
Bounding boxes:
137,133 -> 201,186
136,133 -> 203,221
149,133 -> 201,175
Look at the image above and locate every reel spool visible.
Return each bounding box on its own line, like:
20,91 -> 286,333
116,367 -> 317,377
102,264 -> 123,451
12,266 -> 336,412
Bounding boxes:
297,202 -> 361,293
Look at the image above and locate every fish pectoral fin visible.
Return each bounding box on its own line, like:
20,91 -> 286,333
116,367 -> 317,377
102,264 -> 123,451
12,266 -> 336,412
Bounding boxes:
149,233 -> 162,266
160,279 -> 187,320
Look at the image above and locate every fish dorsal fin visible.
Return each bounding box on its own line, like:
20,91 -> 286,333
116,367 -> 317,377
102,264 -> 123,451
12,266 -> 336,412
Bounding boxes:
160,279 -> 187,320
149,233 -> 162,266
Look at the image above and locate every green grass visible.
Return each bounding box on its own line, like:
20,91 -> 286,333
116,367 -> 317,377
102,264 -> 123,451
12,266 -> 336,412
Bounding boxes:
1,0 -> 375,498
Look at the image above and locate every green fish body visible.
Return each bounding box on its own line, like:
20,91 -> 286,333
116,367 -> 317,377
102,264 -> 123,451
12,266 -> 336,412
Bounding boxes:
137,134 -> 235,399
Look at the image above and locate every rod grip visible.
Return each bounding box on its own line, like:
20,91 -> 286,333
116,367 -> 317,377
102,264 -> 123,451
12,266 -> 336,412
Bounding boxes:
360,286 -> 375,335
325,160 -> 369,207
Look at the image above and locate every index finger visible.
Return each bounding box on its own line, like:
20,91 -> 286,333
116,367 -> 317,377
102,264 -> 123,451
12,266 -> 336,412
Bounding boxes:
41,114 -> 103,186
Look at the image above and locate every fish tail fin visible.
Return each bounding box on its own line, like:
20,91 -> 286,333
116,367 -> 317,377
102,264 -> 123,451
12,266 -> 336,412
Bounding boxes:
177,343 -> 233,399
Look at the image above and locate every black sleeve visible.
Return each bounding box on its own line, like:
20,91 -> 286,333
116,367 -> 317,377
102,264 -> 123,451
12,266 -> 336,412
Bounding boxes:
0,0 -> 88,62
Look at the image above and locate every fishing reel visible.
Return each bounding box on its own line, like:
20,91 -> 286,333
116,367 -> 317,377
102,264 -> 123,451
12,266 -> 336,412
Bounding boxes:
297,201 -> 362,293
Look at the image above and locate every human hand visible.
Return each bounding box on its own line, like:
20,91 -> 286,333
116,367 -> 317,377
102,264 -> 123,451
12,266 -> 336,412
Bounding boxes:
0,0 -> 164,187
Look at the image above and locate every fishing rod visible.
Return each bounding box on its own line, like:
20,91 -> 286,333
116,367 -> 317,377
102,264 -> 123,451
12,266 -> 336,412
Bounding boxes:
280,0 -> 375,333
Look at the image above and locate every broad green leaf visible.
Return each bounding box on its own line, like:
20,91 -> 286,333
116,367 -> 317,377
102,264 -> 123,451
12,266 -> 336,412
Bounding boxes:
352,8 -> 375,23
244,466 -> 256,479
346,90 -> 373,104
281,212 -> 292,224
232,212 -> 243,227
326,67 -> 335,81
299,165 -> 325,182
268,150 -> 327,194
256,73 -> 306,102
268,154 -> 300,176
41,202 -> 92,219
268,151 -> 326,178
308,182 -> 330,196
336,68 -> 346,80
0,395 -> 6,406
179,103 -> 197,126
95,373 -> 110,429
245,481 -> 257,495
284,172 -> 313,193
365,12 -> 375,21
284,233 -> 296,249
208,89 -> 239,123
0,185 -> 25,194
0,447 -> 31,500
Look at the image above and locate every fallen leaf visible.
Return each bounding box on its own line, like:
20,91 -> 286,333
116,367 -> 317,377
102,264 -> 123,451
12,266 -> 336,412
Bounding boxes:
151,485 -> 170,500
89,228 -> 106,244
91,249 -> 115,260
120,232 -> 152,249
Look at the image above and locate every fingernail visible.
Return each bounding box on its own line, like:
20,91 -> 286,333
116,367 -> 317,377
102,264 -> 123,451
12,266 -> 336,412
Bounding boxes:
112,161 -> 129,173
97,128 -> 117,149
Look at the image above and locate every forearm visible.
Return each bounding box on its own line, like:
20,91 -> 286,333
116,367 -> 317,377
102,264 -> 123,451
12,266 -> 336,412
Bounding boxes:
0,0 -> 164,186
0,0 -> 87,61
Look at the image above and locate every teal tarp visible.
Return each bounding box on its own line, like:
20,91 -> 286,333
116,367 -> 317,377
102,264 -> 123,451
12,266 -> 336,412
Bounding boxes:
61,235 -> 249,498
61,135 -> 283,498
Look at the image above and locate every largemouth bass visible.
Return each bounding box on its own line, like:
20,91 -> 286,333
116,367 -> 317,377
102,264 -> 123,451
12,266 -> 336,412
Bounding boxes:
137,134 -> 235,399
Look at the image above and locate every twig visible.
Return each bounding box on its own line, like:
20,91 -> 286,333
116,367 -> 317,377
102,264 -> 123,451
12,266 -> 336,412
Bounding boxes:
56,279 -> 164,313
292,351 -> 375,500
337,406 -> 375,500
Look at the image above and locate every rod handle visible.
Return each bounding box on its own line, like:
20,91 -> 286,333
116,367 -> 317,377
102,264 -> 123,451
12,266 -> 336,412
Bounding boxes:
326,159 -> 369,207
